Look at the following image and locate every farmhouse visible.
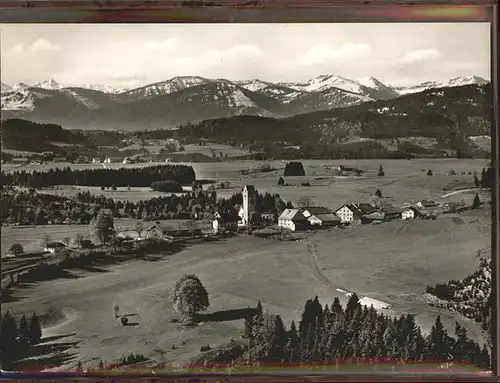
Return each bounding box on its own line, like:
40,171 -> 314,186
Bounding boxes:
212,212 -> 239,234
383,209 -> 403,221
116,230 -> 142,241
361,211 -> 385,224
44,241 -> 67,254
335,203 -> 378,223
143,225 -> 166,240
416,199 -> 440,209
336,165 -> 365,176
278,209 -> 309,231
302,207 -> 340,227
402,207 -> 420,220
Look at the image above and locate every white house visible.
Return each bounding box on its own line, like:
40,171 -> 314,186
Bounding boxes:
212,212 -> 239,234
44,242 -> 67,254
335,203 -> 377,223
143,225 -> 165,240
104,156 -> 111,164
402,207 -> 419,220
92,158 -> 100,164
278,209 -> 309,231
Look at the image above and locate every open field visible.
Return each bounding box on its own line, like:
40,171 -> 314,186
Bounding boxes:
2,206 -> 490,371
22,185 -> 189,203
4,159 -> 491,209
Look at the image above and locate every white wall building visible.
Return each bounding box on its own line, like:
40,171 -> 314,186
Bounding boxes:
240,185 -> 256,228
278,209 -> 309,231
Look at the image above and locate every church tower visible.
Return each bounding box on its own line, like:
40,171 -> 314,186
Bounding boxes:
242,185 -> 256,226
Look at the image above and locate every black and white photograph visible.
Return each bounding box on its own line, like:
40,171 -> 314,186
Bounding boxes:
0,23 -> 495,374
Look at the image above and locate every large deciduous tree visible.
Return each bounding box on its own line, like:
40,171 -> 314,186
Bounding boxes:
169,274 -> 209,322
91,210 -> 115,245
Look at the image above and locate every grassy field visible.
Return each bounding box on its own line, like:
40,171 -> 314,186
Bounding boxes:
4,159 -> 490,209
3,205 -> 490,371
26,185 -> 189,203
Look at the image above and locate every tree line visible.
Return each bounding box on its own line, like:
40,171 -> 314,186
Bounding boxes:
242,295 -> 491,370
1,311 -> 42,370
1,165 -> 196,188
1,187 -> 290,227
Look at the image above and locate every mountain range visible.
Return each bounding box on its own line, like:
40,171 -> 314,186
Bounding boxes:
0,74 -> 489,131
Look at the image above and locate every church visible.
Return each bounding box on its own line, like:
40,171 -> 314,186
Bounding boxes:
238,185 -> 256,228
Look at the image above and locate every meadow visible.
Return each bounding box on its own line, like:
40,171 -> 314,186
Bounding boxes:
3,207 -> 490,371
1,158 -> 493,371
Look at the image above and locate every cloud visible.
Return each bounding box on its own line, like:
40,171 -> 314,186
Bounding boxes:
30,38 -> 60,52
298,42 -> 372,66
401,48 -> 441,63
10,44 -> 24,54
144,38 -> 178,52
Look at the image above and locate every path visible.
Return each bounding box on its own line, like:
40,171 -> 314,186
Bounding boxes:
441,188 -> 479,198
306,242 -> 352,298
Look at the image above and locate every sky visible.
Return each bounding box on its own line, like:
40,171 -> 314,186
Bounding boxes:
0,23 -> 491,88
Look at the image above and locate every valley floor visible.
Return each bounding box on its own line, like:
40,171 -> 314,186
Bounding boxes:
3,206 -> 490,372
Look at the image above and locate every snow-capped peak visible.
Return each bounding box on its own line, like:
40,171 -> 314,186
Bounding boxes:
80,84 -> 129,94
12,82 -> 30,92
1,82 -> 12,94
284,74 -> 364,95
446,75 -> 488,87
394,75 -> 489,95
34,79 -> 63,90
358,76 -> 386,89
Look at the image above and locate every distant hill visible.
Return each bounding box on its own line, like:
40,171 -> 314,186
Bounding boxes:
177,84 -> 492,159
0,118 -> 85,155
1,74 -> 489,131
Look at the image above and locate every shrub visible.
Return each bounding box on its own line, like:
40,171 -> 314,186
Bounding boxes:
119,353 -> 147,366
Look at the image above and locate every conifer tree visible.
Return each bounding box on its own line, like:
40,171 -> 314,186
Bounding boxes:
345,293 -> 360,320
1,311 -> 19,366
479,345 -> 491,370
285,320 -> 299,363
480,168 -> 487,188
269,315 -> 288,362
474,174 -> 480,187
243,310 -> 253,339
428,315 -> 449,362
331,297 -> 343,318
18,314 -> 30,347
28,313 -> 42,345
256,300 -> 263,316
473,193 -> 481,209
453,322 -> 468,363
